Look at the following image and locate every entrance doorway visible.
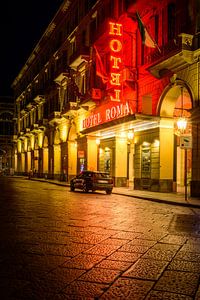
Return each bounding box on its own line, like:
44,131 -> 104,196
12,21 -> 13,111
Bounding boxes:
159,82 -> 193,193
176,145 -> 192,194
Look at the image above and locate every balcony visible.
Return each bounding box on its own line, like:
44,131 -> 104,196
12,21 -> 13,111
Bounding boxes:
54,63 -> 69,84
24,128 -> 32,137
146,33 -> 195,78
48,111 -> 63,126
30,123 -> 41,134
69,45 -> 90,70
54,72 -> 69,84
54,52 -> 69,83
20,108 -> 28,116
34,95 -> 45,104
26,102 -> 35,111
18,131 -> 26,140
61,102 -> 79,118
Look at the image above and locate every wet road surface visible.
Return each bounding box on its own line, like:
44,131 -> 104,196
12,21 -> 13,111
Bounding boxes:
1,177 -> 200,299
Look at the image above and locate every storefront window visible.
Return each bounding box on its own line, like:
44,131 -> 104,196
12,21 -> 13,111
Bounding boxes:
141,145 -> 151,178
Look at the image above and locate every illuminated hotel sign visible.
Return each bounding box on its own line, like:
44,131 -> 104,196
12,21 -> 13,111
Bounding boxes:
82,102 -> 131,129
109,22 -> 122,102
82,21 -> 134,130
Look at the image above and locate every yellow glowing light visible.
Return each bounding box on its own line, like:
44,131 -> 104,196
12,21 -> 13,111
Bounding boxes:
154,139 -> 160,147
105,147 -> 110,152
24,139 -> 28,151
38,133 -> 43,148
109,39 -> 122,52
110,56 -> 121,69
119,132 -> 126,138
177,117 -> 187,132
143,141 -> 150,146
17,141 -> 22,153
109,22 -> 122,36
127,130 -> 134,140
96,138 -> 100,145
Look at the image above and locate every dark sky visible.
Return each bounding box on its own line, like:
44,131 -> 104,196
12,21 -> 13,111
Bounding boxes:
0,1 -> 64,97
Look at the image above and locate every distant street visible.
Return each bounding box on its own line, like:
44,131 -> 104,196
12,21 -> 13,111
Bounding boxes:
1,177 -> 200,299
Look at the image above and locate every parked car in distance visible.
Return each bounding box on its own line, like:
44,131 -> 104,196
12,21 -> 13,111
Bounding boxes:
70,170 -> 113,194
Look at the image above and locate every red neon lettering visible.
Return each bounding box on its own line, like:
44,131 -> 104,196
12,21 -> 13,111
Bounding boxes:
108,22 -> 123,102
110,73 -> 121,85
109,39 -> 122,52
109,22 -> 122,36
110,56 -> 121,69
82,113 -> 102,129
110,89 -> 121,102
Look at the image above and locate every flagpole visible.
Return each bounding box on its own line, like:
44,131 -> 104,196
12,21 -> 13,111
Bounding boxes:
136,11 -> 161,53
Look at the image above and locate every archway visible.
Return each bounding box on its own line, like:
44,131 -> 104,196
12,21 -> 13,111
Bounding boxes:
68,122 -> 78,180
43,136 -> 49,176
158,82 -> 193,193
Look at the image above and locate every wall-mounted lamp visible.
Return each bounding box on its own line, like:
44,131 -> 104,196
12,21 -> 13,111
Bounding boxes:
127,130 -> 134,140
177,86 -> 187,133
177,117 -> 187,132
96,138 -> 100,145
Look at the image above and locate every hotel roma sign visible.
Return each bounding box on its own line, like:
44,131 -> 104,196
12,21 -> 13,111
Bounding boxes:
82,21 -> 136,130
82,102 -> 133,129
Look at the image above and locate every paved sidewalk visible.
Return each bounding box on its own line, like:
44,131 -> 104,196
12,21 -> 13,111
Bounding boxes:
25,176 -> 200,209
2,176 -> 200,299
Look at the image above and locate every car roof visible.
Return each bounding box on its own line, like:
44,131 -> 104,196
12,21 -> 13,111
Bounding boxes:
81,170 -> 109,174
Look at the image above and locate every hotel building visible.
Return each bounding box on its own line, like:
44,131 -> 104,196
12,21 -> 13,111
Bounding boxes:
12,0 -> 200,196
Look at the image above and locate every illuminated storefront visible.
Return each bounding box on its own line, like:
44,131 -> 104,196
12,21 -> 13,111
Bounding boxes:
12,0 -> 200,195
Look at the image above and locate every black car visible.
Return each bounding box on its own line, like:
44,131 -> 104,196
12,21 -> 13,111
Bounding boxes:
70,170 -> 113,194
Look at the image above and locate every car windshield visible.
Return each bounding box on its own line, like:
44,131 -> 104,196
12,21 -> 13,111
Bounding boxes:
78,171 -> 110,179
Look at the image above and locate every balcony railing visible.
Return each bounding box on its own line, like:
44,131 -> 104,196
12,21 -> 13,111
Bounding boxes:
144,38 -> 182,66
69,45 -> 90,69
146,33 -> 195,78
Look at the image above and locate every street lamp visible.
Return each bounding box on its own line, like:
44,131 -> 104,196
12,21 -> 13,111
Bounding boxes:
177,87 -> 187,132
127,130 -> 134,141
177,117 -> 187,132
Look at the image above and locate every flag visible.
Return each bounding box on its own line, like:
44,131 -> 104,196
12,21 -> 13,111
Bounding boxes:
136,12 -> 158,49
93,45 -> 108,84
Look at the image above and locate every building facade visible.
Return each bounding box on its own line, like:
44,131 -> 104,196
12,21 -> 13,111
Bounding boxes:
0,96 -> 15,174
12,0 -> 200,196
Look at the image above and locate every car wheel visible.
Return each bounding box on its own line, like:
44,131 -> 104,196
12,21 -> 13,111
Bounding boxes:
83,183 -> 89,193
106,189 -> 112,195
70,185 -> 75,191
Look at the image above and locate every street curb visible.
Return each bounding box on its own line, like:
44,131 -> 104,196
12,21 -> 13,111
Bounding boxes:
113,192 -> 200,209
26,177 -> 200,209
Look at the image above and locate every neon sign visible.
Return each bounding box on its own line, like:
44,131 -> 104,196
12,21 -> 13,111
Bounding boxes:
82,102 -> 131,129
109,22 -> 123,102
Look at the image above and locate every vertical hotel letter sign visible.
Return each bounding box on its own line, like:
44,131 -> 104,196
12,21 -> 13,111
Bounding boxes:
109,22 -> 123,102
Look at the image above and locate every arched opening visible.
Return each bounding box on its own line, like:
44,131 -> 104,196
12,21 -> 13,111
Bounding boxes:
158,83 -> 193,193
68,122 -> 78,180
43,136 -> 49,177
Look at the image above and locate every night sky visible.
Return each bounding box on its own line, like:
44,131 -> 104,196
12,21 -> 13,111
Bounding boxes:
0,1 -> 63,97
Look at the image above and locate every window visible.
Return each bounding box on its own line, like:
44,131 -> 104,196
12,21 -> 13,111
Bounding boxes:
142,95 -> 152,115
155,14 -> 159,44
168,3 -> 176,40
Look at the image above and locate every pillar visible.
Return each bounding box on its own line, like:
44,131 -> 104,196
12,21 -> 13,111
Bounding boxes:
159,118 -> 174,192
87,136 -> 98,171
68,141 -> 77,180
53,144 -> 61,179
115,136 -> 127,187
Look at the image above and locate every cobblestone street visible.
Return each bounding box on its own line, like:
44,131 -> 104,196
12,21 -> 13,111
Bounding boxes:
1,177 -> 200,299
